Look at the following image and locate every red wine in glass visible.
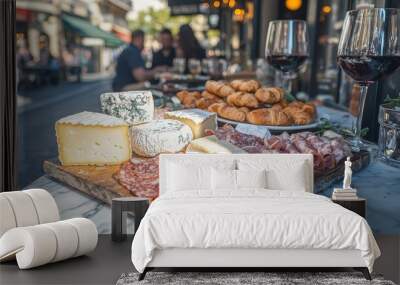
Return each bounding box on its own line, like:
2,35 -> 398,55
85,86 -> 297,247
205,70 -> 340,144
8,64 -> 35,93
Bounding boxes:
337,8 -> 400,151
337,55 -> 400,85
266,55 -> 308,73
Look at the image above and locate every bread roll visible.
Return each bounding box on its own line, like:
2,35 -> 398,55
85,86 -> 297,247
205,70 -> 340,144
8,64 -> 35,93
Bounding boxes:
255,87 -> 284,104
247,108 -> 292,126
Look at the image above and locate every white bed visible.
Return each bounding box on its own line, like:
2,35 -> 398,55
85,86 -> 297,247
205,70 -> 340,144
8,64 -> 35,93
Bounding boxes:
131,154 -> 380,280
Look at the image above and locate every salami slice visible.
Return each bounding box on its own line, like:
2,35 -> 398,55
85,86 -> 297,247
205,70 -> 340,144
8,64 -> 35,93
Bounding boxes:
116,157 -> 160,199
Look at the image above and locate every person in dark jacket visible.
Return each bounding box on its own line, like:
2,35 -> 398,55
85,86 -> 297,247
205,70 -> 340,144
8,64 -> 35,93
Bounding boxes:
177,24 -> 206,61
113,29 -> 166,91
152,28 -> 176,68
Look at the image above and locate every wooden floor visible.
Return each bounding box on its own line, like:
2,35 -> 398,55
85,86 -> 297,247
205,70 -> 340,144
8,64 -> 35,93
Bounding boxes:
1,235 -> 399,285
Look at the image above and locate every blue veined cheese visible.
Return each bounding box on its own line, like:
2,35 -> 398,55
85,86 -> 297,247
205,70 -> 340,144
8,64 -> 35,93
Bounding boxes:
56,111 -> 131,166
100,91 -> 154,125
130,119 -> 193,157
164,109 -> 217,139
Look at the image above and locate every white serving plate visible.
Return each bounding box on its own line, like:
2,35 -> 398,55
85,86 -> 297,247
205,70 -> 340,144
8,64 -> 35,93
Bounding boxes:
217,116 -> 321,132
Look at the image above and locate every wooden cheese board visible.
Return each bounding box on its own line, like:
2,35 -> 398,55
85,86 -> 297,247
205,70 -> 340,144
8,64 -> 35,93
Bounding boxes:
43,150 -> 371,205
43,159 -> 132,205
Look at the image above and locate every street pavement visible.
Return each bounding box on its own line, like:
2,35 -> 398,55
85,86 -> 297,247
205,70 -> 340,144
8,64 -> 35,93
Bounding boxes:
18,78 -> 113,188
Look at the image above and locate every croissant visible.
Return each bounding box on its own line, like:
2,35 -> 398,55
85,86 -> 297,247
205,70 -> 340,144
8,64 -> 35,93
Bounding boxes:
286,101 -> 316,117
205,81 -> 234,97
205,80 -> 223,94
271,103 -> 283,111
218,84 -> 235,97
255,87 -> 284,104
283,108 -> 313,125
208,102 -> 226,113
202,90 -> 220,100
227,92 -> 259,108
247,108 -> 292,126
176,90 -> 188,102
230,79 -> 260,93
195,98 -> 222,110
230,79 -> 245,90
176,90 -> 202,108
218,105 -> 247,122
238,107 -> 250,114
293,102 -> 316,116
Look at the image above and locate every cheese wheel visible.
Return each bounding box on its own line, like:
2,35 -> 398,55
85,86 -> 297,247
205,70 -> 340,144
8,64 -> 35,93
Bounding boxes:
130,119 -> 193,157
100,91 -> 154,125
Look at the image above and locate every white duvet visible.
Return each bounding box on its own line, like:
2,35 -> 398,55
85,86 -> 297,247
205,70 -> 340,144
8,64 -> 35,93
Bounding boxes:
131,190 -> 380,273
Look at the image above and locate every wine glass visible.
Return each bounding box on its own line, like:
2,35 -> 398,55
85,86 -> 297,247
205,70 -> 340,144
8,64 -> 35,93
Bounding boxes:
188,58 -> 201,77
173,58 -> 186,75
201,58 -> 209,75
265,20 -> 309,93
337,8 -> 400,151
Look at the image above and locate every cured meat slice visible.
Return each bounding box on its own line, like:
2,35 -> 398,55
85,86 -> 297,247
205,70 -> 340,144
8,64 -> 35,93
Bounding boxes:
116,157 -> 159,199
208,124 -> 266,150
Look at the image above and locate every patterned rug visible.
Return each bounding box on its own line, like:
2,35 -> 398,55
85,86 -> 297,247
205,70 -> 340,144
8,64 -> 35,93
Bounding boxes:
116,271 -> 395,285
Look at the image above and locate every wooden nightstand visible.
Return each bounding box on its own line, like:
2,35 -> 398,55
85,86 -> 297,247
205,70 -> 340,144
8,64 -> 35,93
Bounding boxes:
332,198 -> 366,218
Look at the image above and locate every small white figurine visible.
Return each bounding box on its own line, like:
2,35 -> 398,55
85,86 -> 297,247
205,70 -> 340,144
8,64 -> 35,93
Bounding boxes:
343,157 -> 352,190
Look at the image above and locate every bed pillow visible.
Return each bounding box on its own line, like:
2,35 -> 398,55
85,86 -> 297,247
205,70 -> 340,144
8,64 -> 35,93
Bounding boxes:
166,160 -> 236,192
236,169 -> 267,189
167,162 -> 211,191
212,168 -> 237,190
238,159 -> 308,192
211,169 -> 267,190
266,162 -> 307,191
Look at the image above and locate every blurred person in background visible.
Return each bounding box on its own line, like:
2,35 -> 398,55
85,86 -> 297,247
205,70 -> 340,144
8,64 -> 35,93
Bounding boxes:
152,28 -> 175,68
37,34 -> 60,85
177,24 -> 206,61
113,29 -> 167,91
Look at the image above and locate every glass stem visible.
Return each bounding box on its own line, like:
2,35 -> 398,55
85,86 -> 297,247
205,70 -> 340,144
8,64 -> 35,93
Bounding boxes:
283,72 -> 295,94
354,84 -> 368,144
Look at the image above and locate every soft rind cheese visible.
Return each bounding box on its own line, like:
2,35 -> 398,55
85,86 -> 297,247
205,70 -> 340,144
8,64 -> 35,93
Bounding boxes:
130,119 -> 193,157
164,108 -> 217,139
56,111 -> 131,166
186,135 -> 246,154
100,91 -> 154,125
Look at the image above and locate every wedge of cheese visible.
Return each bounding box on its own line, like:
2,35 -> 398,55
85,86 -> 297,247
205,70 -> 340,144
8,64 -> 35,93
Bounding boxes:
164,109 -> 217,139
56,111 -> 131,166
186,135 -> 246,154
